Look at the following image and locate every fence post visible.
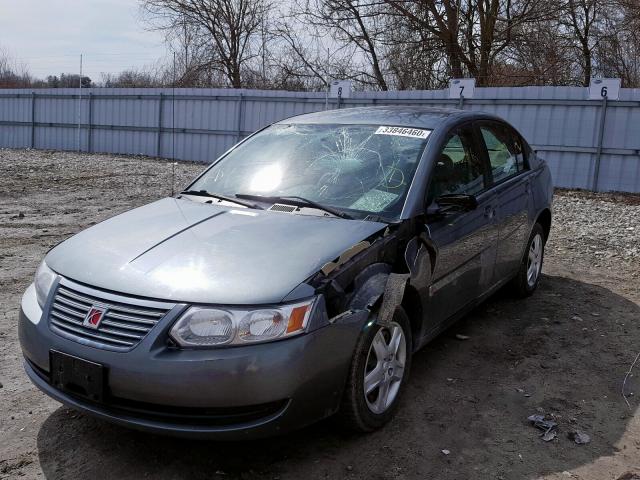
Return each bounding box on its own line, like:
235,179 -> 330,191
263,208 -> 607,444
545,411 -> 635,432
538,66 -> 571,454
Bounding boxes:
236,93 -> 244,142
157,93 -> 164,157
592,95 -> 608,192
30,91 -> 36,148
87,92 -> 93,153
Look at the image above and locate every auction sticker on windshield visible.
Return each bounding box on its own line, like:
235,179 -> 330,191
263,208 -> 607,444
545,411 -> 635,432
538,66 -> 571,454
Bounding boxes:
374,126 -> 431,139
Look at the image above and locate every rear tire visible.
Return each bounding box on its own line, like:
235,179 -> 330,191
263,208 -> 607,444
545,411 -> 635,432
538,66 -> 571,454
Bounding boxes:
510,223 -> 545,297
338,306 -> 412,432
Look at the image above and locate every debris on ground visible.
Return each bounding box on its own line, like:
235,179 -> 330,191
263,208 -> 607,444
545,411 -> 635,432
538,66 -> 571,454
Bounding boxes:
516,388 -> 532,397
527,414 -> 557,431
455,334 -> 470,340
527,414 -> 558,441
622,352 -> 640,409
567,430 -> 591,445
441,449 -> 450,455
616,472 -> 640,480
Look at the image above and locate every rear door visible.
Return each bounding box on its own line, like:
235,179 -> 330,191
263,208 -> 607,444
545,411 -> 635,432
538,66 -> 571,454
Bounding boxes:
476,121 -> 532,282
425,123 -> 499,325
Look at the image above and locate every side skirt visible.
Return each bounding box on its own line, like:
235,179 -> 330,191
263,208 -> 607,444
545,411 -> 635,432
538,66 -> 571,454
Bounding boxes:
412,274 -> 516,352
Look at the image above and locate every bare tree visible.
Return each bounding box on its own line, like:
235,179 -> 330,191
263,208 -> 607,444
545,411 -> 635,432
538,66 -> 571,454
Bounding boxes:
101,68 -> 164,87
0,48 -> 32,88
382,16 -> 449,89
271,23 -> 332,89
498,18 -> 576,86
592,0 -> 640,86
557,0 -> 607,85
382,0 -> 553,85
292,0 -> 391,90
141,0 -> 272,88
5,0 -> 640,91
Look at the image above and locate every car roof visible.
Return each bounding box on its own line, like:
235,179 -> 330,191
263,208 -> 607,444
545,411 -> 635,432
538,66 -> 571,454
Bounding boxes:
277,106 -> 496,130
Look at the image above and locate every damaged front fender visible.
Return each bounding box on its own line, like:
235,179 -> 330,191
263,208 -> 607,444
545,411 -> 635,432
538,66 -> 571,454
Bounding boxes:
316,226 -> 432,332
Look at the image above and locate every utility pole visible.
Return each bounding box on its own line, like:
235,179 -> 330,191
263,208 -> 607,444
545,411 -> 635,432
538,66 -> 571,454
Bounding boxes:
261,17 -> 266,85
77,53 -> 83,152
172,51 -> 176,162
325,48 -> 330,111
171,51 -> 177,195
183,14 -> 188,79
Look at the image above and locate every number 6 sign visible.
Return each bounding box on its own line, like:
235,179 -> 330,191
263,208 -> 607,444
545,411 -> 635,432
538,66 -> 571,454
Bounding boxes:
449,78 -> 476,99
589,78 -> 621,100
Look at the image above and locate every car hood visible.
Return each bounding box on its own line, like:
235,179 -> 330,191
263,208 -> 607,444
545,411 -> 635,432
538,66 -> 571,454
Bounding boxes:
46,198 -> 386,304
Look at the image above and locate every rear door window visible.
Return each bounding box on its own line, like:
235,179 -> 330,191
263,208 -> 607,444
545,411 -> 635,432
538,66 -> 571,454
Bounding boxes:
478,123 -> 525,184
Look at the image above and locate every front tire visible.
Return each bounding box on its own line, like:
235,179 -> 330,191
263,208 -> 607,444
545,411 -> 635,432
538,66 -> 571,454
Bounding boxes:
338,306 -> 412,432
510,223 -> 545,297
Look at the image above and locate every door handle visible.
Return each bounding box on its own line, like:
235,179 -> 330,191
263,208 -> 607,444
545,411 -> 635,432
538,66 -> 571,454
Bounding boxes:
484,206 -> 495,219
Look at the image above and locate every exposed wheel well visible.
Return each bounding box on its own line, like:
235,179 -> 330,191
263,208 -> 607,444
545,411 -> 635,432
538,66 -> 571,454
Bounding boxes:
536,208 -> 552,243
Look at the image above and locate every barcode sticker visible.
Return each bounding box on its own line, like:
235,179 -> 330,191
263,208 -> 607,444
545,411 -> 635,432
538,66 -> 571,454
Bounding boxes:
374,126 -> 431,139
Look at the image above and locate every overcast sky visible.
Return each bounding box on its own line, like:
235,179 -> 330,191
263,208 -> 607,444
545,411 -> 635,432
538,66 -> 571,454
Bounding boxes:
0,0 -> 167,81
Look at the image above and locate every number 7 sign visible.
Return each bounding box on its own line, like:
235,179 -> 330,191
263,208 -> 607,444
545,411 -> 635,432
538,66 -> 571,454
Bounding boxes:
449,78 -> 476,99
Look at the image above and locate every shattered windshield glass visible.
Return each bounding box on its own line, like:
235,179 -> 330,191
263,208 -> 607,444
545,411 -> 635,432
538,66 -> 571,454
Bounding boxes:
190,123 -> 432,220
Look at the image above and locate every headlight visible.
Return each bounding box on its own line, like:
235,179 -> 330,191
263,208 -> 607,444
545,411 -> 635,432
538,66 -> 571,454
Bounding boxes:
34,260 -> 56,308
169,299 -> 315,348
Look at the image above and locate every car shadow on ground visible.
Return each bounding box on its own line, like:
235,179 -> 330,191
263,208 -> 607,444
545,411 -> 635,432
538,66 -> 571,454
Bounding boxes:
36,275 -> 640,480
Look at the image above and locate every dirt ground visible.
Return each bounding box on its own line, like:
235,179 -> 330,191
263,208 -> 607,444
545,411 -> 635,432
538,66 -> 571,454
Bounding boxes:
1,149 -> 639,480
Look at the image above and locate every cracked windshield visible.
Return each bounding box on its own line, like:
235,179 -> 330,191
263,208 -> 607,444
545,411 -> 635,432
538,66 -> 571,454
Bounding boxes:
191,124 -> 432,219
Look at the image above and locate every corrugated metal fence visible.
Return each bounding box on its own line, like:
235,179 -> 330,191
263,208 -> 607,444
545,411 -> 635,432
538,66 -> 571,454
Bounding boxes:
1,86 -> 639,192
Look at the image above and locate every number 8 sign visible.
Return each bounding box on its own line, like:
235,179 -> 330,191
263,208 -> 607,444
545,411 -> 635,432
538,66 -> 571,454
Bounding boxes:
589,78 -> 621,100
330,80 -> 352,99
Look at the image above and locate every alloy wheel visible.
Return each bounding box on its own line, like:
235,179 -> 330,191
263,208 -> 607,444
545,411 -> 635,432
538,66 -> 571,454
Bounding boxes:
363,322 -> 407,414
527,233 -> 543,287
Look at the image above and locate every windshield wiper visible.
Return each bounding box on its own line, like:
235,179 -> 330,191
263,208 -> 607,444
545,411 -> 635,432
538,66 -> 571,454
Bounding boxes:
235,194 -> 353,220
363,214 -> 395,224
180,190 -> 263,210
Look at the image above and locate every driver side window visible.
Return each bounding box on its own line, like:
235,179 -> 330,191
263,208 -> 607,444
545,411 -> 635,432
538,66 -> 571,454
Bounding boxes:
427,126 -> 486,204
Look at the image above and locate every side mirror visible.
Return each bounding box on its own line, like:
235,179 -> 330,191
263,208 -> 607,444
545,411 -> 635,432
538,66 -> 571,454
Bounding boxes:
429,194 -> 478,215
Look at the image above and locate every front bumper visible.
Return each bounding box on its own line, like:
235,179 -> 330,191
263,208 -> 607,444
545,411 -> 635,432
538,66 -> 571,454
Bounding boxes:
19,281 -> 368,439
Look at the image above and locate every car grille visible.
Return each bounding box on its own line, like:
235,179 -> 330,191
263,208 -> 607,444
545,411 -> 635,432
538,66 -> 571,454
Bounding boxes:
48,283 -> 173,351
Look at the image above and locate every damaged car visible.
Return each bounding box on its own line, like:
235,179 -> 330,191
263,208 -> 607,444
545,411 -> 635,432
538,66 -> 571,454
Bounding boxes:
19,106 -> 553,439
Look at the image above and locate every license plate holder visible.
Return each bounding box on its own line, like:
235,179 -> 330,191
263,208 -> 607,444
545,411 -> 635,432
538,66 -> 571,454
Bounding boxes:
50,350 -> 105,402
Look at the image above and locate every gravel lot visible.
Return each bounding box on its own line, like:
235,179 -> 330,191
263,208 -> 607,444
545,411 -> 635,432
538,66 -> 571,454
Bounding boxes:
1,149 -> 639,480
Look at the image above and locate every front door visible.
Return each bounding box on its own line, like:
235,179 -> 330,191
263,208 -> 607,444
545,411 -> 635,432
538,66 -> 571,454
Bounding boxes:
425,123 -> 499,326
